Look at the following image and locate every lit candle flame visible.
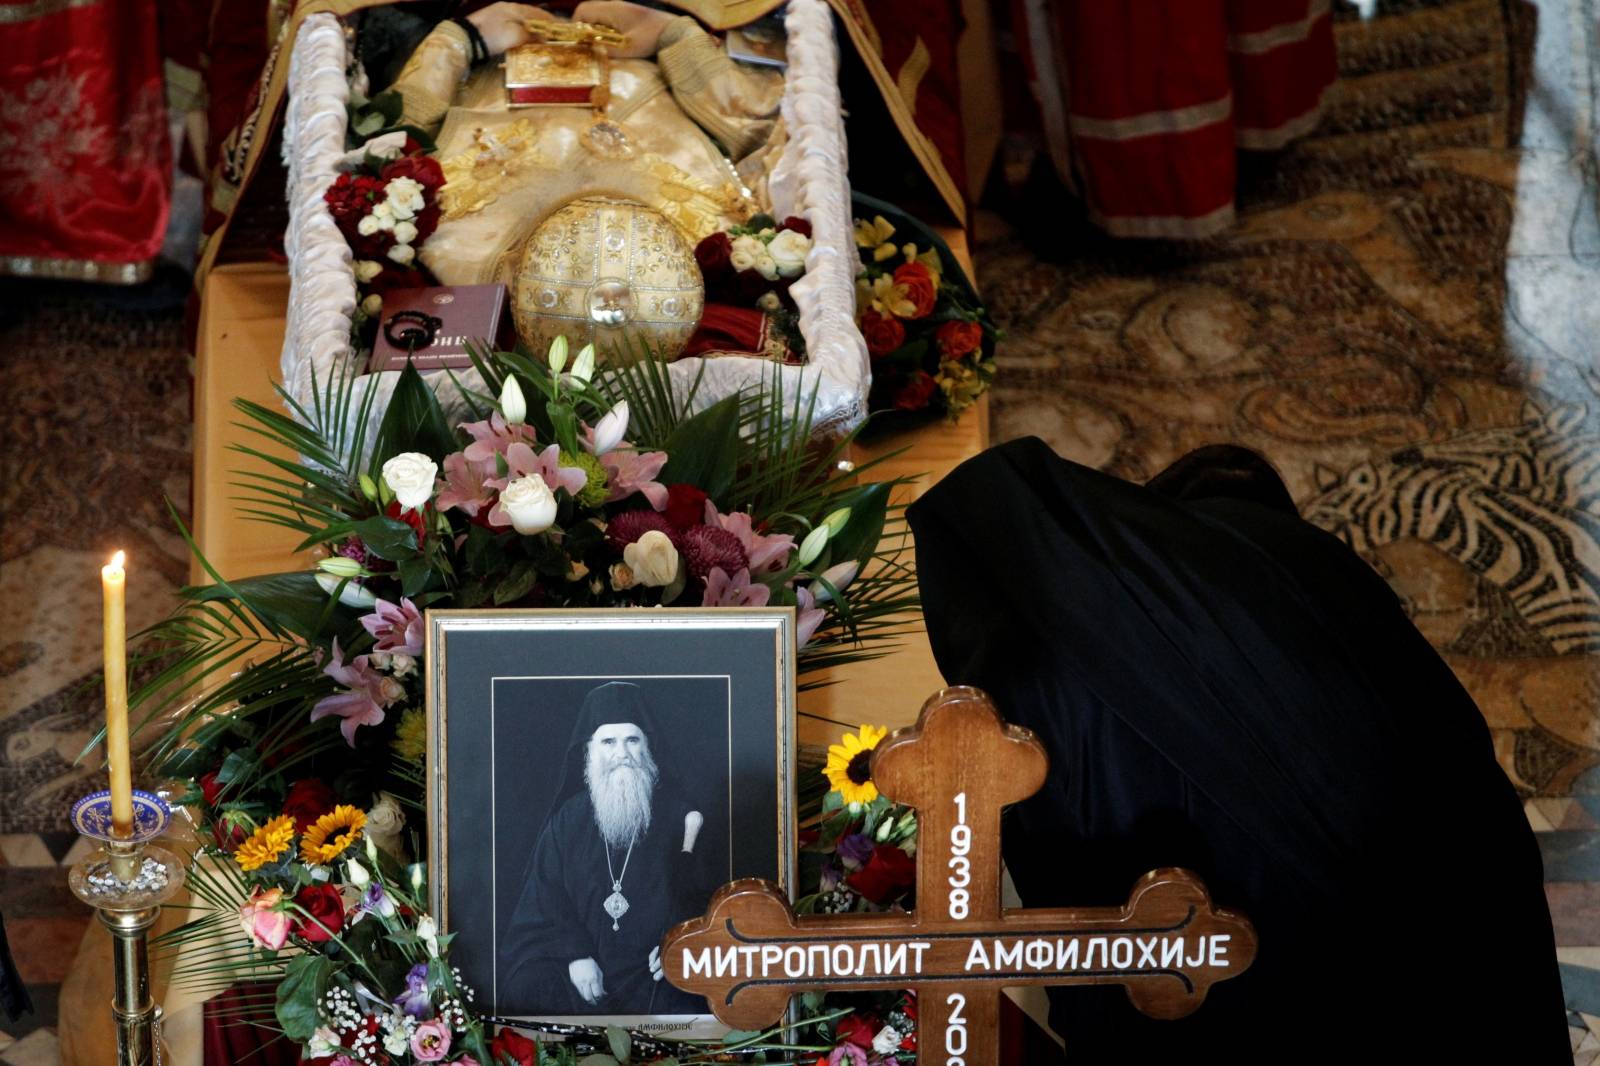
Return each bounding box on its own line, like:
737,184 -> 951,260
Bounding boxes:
108,550 -> 126,571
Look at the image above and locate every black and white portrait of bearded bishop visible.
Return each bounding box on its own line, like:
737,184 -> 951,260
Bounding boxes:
500,681 -> 718,1015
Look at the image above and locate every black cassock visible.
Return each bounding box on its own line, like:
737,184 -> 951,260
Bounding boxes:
499,681 -> 717,1016
907,438 -> 1567,1061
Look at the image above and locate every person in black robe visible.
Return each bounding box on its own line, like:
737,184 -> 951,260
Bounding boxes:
500,682 -> 718,1015
907,437 -> 1567,1061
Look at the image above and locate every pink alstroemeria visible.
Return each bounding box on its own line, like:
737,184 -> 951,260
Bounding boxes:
702,567 -> 772,607
435,451 -> 496,517
794,585 -> 827,648
705,502 -> 795,574
359,597 -> 423,655
828,1045 -> 869,1066
310,639 -> 402,746
601,448 -> 670,509
459,412 -> 538,465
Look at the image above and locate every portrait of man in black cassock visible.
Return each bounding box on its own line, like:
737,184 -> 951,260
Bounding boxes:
498,681 -> 722,1016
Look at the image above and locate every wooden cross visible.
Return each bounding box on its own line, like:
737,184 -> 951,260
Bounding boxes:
661,687 -> 1257,1064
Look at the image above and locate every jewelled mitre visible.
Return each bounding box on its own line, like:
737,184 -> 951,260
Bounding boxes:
510,197 -> 704,362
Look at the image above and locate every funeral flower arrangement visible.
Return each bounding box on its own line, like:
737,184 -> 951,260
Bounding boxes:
134,340 -> 921,1063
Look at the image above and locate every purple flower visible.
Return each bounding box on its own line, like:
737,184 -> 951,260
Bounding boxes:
353,882 -> 396,924
819,856 -> 843,892
794,585 -> 826,648
359,597 -> 423,655
829,1046 -> 869,1066
395,962 -> 431,1018
310,639 -> 402,746
435,451 -> 496,517
600,448 -> 669,509
837,833 -> 875,870
702,567 -> 771,608
705,503 -> 795,575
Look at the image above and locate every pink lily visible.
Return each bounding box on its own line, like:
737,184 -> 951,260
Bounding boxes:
795,585 -> 827,648
702,567 -> 772,607
310,639 -> 402,746
601,448 -> 670,509
460,412 -> 538,465
359,597 -> 424,655
489,442 -> 588,499
705,502 -> 795,574
435,451 -> 496,517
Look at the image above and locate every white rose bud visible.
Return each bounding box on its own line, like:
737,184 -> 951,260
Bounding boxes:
392,220 -> 418,244
730,246 -> 757,272
756,291 -> 782,312
768,229 -> 812,277
609,562 -> 638,591
872,1026 -> 901,1055
371,200 -> 395,223
381,452 -> 438,512
356,213 -> 381,237
623,530 -> 679,587
500,374 -> 527,426
388,652 -> 416,678
730,234 -> 763,272
361,293 -> 383,317
387,242 -> 415,265
754,254 -> 779,282
354,259 -> 383,283
416,914 -> 440,957
500,473 -> 558,535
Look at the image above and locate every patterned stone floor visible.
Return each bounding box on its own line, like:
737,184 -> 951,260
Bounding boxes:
976,0 -> 1600,1056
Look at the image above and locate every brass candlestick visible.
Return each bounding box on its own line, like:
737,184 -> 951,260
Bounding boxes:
69,790 -> 180,1066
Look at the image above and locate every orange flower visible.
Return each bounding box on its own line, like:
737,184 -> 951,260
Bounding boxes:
892,262 -> 937,319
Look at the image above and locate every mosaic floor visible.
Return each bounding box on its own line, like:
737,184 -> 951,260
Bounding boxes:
977,0 -> 1600,1055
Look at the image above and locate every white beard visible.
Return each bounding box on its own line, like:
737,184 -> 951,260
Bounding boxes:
586,749 -> 658,849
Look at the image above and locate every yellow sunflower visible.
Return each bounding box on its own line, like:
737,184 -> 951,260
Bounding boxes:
299,804 -> 367,865
823,724 -> 889,806
235,814 -> 297,872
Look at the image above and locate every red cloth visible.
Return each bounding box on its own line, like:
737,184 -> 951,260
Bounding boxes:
0,0 -> 170,278
202,983 -> 300,1066
1012,0 -> 1336,238
682,302 -> 797,362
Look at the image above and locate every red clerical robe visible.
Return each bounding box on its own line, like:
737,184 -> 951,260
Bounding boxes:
0,0 -> 170,281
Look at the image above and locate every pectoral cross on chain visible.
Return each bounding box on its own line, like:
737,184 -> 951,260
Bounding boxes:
661,687 -> 1258,1065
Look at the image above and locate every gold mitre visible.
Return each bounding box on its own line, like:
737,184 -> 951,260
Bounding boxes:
507,197 -> 704,362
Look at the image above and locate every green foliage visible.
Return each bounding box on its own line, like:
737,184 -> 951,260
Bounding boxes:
276,955 -> 333,1042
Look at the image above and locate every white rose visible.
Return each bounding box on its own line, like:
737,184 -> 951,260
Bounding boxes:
365,791 -> 407,859
381,452 -> 438,511
356,214 -> 381,237
377,677 -> 405,704
354,259 -> 383,283
768,229 -> 811,277
392,220 -> 418,244
754,254 -> 779,281
500,473 -> 558,535
309,1027 -> 342,1057
371,201 -> 395,224
731,234 -> 764,256
387,242 -> 415,265
871,1026 -> 902,1055
388,652 -> 416,678
386,176 -> 424,206
730,234 -> 763,272
360,293 -> 383,317
624,530 -> 679,587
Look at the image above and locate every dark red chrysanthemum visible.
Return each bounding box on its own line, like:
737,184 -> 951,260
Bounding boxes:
606,509 -> 673,553
679,524 -> 747,581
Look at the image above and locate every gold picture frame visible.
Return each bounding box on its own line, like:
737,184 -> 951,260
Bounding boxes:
426,608 -> 797,1038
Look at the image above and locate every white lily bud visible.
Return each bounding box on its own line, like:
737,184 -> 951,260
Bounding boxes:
797,524 -> 830,568
346,858 -> 371,888
592,401 -> 630,456
314,571 -> 379,609
547,335 -> 569,374
500,374 -> 527,426
317,556 -> 366,578
571,343 -> 596,384
824,507 -> 852,536
811,560 -> 860,602
416,914 -> 440,957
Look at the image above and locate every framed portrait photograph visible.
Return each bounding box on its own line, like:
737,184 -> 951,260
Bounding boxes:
426,608 -> 796,1037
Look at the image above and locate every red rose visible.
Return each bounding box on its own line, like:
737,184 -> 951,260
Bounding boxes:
835,1014 -> 878,1049
779,215 -> 812,238
282,778 -> 337,833
385,498 -> 429,546
663,483 -> 710,529
489,1027 -> 539,1066
891,372 -> 938,412
324,173 -> 383,226
935,319 -> 983,360
199,770 -> 225,807
695,232 -> 734,281
291,884 -> 345,944
845,842 -> 916,903
893,261 -> 937,319
381,153 -> 445,195
859,309 -> 906,359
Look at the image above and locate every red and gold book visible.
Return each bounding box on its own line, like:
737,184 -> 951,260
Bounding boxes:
504,42 -> 605,109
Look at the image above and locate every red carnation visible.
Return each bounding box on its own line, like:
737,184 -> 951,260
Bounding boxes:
892,371 -> 938,412
779,215 -> 812,238
893,261 -> 937,319
845,842 -> 916,903
859,309 -> 905,359
695,232 -> 734,283
835,1014 -> 878,1050
282,778 -> 337,833
489,1027 -> 539,1066
606,508 -> 674,553
291,883 -> 346,944
679,524 -> 747,582
935,319 -> 983,360
663,484 -> 710,529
